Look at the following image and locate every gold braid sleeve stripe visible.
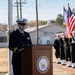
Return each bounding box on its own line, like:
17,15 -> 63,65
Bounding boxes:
12,47 -> 18,53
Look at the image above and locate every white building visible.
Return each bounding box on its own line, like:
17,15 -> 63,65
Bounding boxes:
0,23 -> 66,47
0,30 -> 8,47
25,23 -> 66,45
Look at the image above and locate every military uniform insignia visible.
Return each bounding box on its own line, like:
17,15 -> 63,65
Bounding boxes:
12,47 -> 18,53
27,37 -> 30,40
36,56 -> 50,74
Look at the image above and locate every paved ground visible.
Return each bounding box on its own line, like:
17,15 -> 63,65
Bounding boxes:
53,62 -> 75,75
53,47 -> 75,75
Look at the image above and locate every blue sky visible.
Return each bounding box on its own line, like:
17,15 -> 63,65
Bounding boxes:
0,0 -> 75,24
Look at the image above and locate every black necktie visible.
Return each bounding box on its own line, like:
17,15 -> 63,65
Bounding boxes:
23,33 -> 25,36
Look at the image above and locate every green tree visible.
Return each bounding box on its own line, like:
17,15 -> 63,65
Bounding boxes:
50,20 -> 55,23
55,14 -> 63,25
72,8 -> 75,14
41,21 -> 47,25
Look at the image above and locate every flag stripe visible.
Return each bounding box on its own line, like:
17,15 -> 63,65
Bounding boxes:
69,15 -> 74,27
63,6 -> 75,38
69,14 -> 75,33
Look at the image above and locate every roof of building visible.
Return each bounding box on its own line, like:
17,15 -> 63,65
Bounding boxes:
25,24 -> 48,32
25,23 -> 66,34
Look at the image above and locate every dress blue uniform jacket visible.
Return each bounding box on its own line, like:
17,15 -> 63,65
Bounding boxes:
9,29 -> 32,64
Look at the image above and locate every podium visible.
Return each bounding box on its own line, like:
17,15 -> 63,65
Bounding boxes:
21,45 -> 53,75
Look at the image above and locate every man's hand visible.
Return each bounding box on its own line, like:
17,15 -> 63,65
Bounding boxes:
18,48 -> 25,53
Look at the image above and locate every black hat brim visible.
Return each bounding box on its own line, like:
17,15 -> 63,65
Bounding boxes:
18,23 -> 26,26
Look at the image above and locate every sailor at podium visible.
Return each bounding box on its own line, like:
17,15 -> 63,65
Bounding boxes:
9,18 -> 32,75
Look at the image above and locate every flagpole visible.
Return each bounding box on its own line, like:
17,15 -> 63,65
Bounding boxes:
67,2 -> 70,38
8,0 -> 13,75
35,0 -> 39,44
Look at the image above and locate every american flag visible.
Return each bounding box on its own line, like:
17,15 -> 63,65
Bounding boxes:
63,6 -> 75,38
68,7 -> 75,34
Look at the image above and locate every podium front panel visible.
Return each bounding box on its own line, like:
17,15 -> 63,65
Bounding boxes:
32,45 -> 53,75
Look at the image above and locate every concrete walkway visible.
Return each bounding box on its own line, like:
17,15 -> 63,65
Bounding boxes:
53,62 -> 75,75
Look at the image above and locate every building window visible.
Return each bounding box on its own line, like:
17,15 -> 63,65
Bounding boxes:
0,37 -> 7,42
